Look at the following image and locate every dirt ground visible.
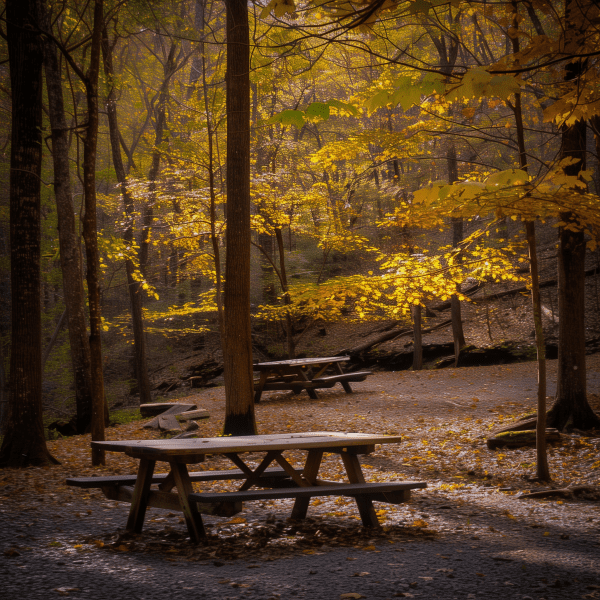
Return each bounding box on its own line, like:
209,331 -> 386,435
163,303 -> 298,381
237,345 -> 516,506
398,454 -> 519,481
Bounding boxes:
3,354 -> 600,553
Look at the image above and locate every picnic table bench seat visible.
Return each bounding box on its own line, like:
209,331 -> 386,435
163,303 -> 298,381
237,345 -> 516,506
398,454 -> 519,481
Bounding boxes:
311,371 -> 372,384
258,371 -> 373,394
190,480 -> 427,505
66,467 -> 299,489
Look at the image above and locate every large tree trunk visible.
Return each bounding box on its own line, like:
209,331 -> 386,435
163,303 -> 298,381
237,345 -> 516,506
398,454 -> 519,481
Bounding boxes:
0,0 -> 57,467
42,0 -> 94,433
548,0 -> 600,431
222,0 -> 256,436
81,0 -> 106,465
101,26 -> 151,406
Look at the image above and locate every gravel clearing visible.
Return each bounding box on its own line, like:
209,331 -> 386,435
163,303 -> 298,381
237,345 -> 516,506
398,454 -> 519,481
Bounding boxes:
2,357 -> 600,599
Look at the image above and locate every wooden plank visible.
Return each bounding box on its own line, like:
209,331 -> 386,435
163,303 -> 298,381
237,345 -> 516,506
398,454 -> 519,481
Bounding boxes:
176,408 -> 210,421
101,485 -> 243,517
171,462 -> 206,543
340,451 -> 379,529
67,467 -> 298,488
189,481 -> 426,503
253,356 -> 350,370
236,450 -> 282,491
91,432 -> 404,457
291,449 -> 323,520
125,458 -> 155,534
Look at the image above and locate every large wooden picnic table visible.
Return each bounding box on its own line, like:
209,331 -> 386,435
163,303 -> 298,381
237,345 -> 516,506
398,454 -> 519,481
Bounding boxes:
253,356 -> 372,402
75,432 -> 426,543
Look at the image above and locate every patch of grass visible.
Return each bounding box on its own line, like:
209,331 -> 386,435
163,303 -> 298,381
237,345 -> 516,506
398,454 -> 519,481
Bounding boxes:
109,408 -> 144,427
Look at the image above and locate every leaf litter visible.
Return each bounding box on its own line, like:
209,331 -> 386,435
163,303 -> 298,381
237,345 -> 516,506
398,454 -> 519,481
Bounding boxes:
1,356 -> 599,561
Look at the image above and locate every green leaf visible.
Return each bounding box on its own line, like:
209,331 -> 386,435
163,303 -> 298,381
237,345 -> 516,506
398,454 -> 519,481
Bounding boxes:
365,90 -> 391,114
485,169 -> 529,188
447,67 -> 520,101
328,99 -> 358,116
267,109 -> 306,129
305,102 -> 330,121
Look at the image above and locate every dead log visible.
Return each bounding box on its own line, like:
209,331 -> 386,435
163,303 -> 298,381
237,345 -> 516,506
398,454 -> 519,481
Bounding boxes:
486,428 -> 561,449
142,402 -> 197,431
339,319 -> 452,356
492,417 -> 538,436
518,485 -> 600,500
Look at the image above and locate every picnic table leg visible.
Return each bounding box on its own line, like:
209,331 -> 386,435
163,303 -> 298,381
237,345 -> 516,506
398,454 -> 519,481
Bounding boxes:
254,371 -> 268,403
297,367 -> 319,399
340,451 -> 380,529
126,458 -> 155,534
335,362 -> 354,393
171,462 -> 207,543
291,449 -> 323,520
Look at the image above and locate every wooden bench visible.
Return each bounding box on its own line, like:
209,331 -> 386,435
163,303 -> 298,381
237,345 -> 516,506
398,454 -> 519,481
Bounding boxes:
260,371 -> 373,395
66,467 -> 296,489
67,468 -> 302,518
189,480 -> 427,506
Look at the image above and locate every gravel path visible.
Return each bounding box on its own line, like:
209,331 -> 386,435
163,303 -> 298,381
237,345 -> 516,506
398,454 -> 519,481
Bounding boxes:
2,357 -> 600,600
1,501 -> 599,600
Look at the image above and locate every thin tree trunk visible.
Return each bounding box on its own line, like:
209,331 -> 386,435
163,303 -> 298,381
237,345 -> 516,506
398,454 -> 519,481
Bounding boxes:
411,305 -> 423,371
447,144 -> 466,365
0,0 -> 57,467
200,13 -> 224,335
222,0 -> 256,436
275,228 -> 295,359
101,26 -> 151,405
139,42 -> 177,280
81,0 -> 106,466
42,0 -> 94,433
511,1 -> 550,480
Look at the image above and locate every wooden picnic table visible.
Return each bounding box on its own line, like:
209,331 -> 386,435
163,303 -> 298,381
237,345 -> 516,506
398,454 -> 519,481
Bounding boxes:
253,356 -> 372,402
69,432 -> 426,543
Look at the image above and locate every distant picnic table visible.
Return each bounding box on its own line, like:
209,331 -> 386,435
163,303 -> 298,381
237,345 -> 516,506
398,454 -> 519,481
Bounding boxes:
253,356 -> 372,403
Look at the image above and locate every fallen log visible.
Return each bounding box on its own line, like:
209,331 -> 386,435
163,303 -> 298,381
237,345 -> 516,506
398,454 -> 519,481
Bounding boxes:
339,319 -> 452,356
486,428 -> 561,450
518,485 -> 600,500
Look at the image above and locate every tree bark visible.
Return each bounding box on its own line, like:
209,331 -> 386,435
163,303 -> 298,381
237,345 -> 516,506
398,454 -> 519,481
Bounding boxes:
548,0 -> 600,431
101,26 -> 151,406
0,0 -> 57,467
510,1 -> 550,480
81,0 -> 106,465
42,0 -> 94,433
222,0 -> 256,436
411,305 -> 423,371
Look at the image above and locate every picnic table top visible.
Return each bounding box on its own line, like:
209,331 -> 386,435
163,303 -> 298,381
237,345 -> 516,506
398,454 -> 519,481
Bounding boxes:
91,431 -> 402,457
253,356 -> 350,369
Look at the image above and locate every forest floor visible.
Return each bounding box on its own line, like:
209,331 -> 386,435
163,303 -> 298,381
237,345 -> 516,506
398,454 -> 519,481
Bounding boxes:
2,355 -> 600,599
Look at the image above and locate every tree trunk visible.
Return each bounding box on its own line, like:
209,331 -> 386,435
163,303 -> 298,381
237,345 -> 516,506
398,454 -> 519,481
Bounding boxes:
139,42 -> 178,280
42,0 -> 94,433
411,305 -> 423,371
81,0 -> 106,466
0,0 -> 57,467
447,144 -> 466,364
549,0 -> 600,431
101,26 -> 152,406
222,0 -> 256,436
511,1 -> 550,479
275,227 -> 295,359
